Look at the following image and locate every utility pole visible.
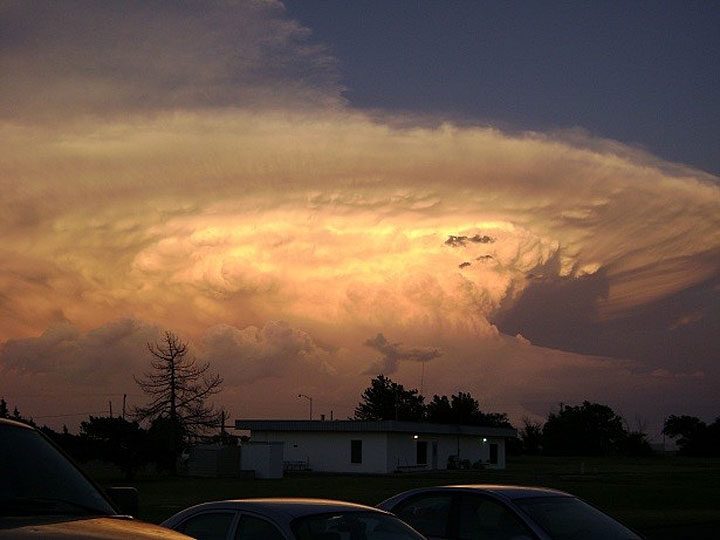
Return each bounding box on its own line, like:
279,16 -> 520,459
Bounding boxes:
298,394 -> 313,420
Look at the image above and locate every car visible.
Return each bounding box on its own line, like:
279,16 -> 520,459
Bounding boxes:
161,498 -> 428,540
377,484 -> 643,540
0,417 -> 191,539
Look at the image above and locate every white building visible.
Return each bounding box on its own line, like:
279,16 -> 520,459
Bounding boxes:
234,420 -> 516,474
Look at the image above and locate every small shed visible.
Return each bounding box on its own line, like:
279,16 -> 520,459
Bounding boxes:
186,442 -> 284,478
187,444 -> 241,477
240,441 -> 284,479
234,419 -> 516,474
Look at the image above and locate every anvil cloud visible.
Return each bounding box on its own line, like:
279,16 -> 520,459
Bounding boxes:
1,1 -> 718,431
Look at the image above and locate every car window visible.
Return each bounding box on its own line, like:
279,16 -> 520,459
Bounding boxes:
457,494 -> 535,540
236,514 -> 286,540
0,423 -> 115,517
514,496 -> 641,540
292,511 -> 425,540
390,493 -> 453,539
177,511 -> 236,540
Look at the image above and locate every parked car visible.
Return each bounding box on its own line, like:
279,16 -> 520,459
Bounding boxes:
0,417 -> 191,539
161,498 -> 427,540
377,485 -> 643,540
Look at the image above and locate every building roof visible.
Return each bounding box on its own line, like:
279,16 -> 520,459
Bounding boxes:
234,419 -> 516,438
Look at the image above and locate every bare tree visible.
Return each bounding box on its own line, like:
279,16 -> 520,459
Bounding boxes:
134,331 -> 223,463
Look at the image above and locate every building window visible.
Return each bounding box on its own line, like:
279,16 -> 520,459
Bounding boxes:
351,439 -> 362,464
416,440 -> 427,465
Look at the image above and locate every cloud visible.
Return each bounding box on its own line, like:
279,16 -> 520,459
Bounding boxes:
1,110 -> 717,381
199,321 -> 334,385
0,0 -> 718,428
0,318 -> 159,381
0,0 -> 344,122
363,333 -> 443,375
445,234 -> 495,247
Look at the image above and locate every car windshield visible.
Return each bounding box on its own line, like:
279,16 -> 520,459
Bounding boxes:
0,423 -> 116,517
513,496 -> 642,540
293,511 -> 426,540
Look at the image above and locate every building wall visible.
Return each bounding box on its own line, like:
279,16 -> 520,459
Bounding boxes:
252,430 -> 390,473
251,429 -> 507,473
387,433 -> 506,471
454,435 -> 506,469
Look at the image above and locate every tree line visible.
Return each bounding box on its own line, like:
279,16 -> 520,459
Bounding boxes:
519,402 -> 720,457
352,375 -> 720,458
1,331 -> 228,479
2,334 -> 718,479
353,374 -> 512,427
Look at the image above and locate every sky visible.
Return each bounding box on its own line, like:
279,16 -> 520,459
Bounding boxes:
1,1 -> 718,438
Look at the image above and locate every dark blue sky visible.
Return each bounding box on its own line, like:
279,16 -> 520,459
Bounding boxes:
285,1 -> 720,175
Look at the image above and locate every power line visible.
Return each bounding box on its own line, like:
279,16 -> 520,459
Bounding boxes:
33,410 -> 109,419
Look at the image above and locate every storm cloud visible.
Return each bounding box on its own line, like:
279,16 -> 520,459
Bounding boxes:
1,1 -> 718,430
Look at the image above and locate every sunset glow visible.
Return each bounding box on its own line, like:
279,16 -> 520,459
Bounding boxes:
1,1 -> 718,433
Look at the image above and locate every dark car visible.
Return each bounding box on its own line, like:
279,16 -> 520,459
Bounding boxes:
0,417 -> 190,539
161,498 -> 428,540
377,484 -> 643,540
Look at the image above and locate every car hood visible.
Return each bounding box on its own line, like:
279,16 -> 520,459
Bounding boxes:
0,515 -> 191,539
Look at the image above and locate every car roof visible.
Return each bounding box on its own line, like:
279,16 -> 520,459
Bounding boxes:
163,498 -> 390,526
0,417 -> 35,429
386,484 -> 572,501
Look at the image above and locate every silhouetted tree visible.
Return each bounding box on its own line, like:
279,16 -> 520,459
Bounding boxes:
134,331 -> 223,473
542,401 -> 626,456
519,417 -> 543,455
0,399 -> 36,426
353,375 -> 424,421
80,416 -> 147,479
425,395 -> 453,423
617,429 -> 653,457
663,415 -> 720,456
426,391 -> 511,427
146,416 -> 185,473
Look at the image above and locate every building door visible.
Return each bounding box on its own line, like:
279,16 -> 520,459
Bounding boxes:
416,440 -> 428,465
431,441 -> 438,469
489,443 -> 498,465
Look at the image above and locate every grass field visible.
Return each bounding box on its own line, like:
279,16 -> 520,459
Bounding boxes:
87,455 -> 720,539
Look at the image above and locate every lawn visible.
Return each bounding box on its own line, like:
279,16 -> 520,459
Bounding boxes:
86,455 -> 720,539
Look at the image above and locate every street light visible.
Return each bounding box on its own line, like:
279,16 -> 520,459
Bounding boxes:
298,393 -> 313,420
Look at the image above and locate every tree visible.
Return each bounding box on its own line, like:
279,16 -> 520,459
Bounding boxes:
519,417 -> 543,455
0,398 -> 35,426
134,331 -> 223,472
80,416 -> 147,479
425,395 -> 453,423
542,401 -> 627,456
426,391 -> 512,427
353,375 -> 425,421
663,415 -> 720,457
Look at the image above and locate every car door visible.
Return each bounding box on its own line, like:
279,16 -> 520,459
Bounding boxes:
389,492 -> 454,540
454,493 -> 537,540
390,491 -> 537,540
